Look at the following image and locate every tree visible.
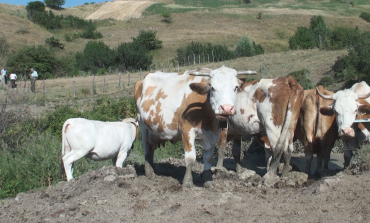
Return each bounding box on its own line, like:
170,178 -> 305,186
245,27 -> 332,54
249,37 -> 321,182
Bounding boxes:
44,0 -> 65,9
132,30 -> 162,51
234,36 -> 255,57
115,41 -> 152,70
26,1 -> 45,21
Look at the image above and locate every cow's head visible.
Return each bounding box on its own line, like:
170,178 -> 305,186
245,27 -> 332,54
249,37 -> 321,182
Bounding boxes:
189,66 -> 256,119
318,87 -> 370,138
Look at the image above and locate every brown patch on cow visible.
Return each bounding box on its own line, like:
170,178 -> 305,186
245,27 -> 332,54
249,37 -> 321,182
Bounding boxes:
240,79 -> 260,91
134,80 -> 143,102
240,109 -> 245,114
144,86 -> 157,98
253,88 -> 266,103
258,136 -> 271,148
247,114 -> 254,122
65,124 -> 70,132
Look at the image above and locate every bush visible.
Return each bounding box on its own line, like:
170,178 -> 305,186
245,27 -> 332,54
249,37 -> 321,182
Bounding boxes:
115,41 -> 153,70
289,27 -> 316,50
80,23 -> 103,39
287,69 -> 314,90
329,27 -> 361,50
234,36 -> 255,57
132,30 -> 162,51
161,12 -> 172,23
75,41 -> 116,74
6,44 -> 56,79
309,15 -> 331,49
45,36 -> 64,49
317,76 -> 335,87
360,12 -> 370,23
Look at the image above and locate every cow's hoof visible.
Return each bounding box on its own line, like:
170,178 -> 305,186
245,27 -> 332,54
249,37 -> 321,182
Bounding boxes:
235,163 -> 242,174
263,173 -> 280,187
182,181 -> 194,188
203,181 -> 214,189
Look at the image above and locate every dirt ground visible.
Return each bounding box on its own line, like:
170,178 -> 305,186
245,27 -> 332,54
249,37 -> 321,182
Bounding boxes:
1,155 -> 370,223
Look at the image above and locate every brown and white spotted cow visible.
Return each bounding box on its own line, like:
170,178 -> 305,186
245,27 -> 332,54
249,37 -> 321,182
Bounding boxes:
217,76 -> 304,185
294,85 -> 339,175
134,66 -> 256,188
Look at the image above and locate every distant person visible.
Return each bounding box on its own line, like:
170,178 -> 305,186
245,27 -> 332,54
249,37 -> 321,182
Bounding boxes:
1,67 -> 7,85
9,73 -> 17,89
30,68 -> 38,93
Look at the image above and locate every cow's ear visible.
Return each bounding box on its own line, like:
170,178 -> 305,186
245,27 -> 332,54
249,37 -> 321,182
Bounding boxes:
358,104 -> 370,116
237,78 -> 245,88
320,106 -> 334,116
190,82 -> 211,95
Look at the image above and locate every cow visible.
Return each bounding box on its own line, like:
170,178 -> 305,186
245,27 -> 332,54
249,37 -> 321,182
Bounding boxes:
316,81 -> 370,168
61,117 -> 139,181
217,76 -> 304,185
134,66 -> 256,188
294,85 -> 339,175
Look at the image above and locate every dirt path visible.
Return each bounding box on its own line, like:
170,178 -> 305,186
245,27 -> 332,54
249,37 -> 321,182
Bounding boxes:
86,1 -> 155,20
1,155 -> 369,223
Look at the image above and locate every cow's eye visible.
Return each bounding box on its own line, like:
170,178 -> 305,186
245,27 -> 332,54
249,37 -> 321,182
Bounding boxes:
235,86 -> 240,92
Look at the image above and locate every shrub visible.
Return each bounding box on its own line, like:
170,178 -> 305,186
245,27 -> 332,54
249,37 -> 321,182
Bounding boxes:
234,36 -> 255,57
329,27 -> 361,50
115,41 -> 153,71
80,23 -> 103,39
317,76 -> 335,87
15,27 -> 29,34
75,41 -> 116,74
132,30 -> 162,51
360,12 -> 370,23
287,69 -> 314,90
45,36 -> 64,49
309,15 -> 331,49
289,27 -> 316,50
161,12 -> 172,23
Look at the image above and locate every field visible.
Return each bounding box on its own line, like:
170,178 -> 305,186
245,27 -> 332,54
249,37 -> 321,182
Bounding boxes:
1,0 -> 370,222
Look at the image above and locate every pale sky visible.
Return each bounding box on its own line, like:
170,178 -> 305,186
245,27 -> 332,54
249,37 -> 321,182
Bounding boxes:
0,0 -> 110,8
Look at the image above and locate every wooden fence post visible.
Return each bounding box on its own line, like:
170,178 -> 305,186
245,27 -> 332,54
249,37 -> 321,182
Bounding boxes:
140,68 -> 142,79
168,62 -> 170,72
212,51 -> 214,63
193,54 -> 195,66
73,76 -> 76,98
128,71 -> 130,86
161,63 -> 163,72
118,72 -> 121,89
91,75 -> 95,96
156,62 -> 158,71
177,61 -> 179,73
102,78 -> 105,93
42,80 -> 46,102
199,55 -> 200,65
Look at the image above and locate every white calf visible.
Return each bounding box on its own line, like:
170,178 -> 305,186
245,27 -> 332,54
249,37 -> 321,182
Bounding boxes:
61,117 -> 138,181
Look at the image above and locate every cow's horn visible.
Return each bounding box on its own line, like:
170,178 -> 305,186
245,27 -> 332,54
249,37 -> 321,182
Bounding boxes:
357,92 -> 370,99
188,70 -> 211,77
237,70 -> 257,75
316,87 -> 333,100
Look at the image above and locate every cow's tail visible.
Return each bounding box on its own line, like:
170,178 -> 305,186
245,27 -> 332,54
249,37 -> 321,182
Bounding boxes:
60,120 -> 70,176
269,77 -> 304,174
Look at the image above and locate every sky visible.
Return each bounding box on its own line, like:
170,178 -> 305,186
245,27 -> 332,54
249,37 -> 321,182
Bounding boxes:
0,0 -> 109,8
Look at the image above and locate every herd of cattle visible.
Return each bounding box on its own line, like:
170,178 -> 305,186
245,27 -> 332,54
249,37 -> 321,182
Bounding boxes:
61,66 -> 370,187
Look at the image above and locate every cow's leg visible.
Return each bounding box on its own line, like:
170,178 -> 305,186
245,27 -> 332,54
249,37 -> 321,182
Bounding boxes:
112,156 -> 117,166
202,145 -> 215,188
304,152 -> 313,175
140,125 -> 155,178
115,150 -> 128,168
281,141 -> 293,176
232,137 -> 242,173
62,150 -> 90,181
182,129 -> 197,188
216,128 -> 228,168
315,151 -> 324,175
343,139 -> 352,168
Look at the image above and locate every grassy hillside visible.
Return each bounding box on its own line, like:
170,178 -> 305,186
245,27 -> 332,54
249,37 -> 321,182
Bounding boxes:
0,0 -> 369,68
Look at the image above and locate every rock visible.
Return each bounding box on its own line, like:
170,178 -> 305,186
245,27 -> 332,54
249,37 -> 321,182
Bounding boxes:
119,174 -> 136,180
238,169 -> 257,180
285,171 -> 308,187
211,167 -> 235,179
104,175 -> 117,182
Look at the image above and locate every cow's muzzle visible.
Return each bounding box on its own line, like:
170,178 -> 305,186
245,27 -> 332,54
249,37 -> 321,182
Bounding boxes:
339,127 -> 355,138
220,104 -> 235,116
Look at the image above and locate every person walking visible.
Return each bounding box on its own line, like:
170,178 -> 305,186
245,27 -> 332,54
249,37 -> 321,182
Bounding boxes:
9,72 -> 17,89
1,67 -> 7,85
30,68 -> 38,93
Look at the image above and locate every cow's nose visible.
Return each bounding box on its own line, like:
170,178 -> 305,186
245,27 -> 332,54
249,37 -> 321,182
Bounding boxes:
341,128 -> 355,137
220,104 -> 234,115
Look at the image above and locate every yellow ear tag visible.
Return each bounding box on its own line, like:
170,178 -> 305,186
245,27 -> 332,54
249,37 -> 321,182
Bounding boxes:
361,112 -> 366,116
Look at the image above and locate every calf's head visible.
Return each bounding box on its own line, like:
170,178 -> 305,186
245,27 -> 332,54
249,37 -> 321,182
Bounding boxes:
189,66 -> 256,119
318,88 -> 370,138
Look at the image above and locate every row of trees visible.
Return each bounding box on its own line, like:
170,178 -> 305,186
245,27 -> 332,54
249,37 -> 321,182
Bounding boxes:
175,36 -> 264,66
5,30 -> 162,78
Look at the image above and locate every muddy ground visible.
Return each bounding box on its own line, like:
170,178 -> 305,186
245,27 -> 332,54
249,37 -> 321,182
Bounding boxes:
1,155 -> 370,223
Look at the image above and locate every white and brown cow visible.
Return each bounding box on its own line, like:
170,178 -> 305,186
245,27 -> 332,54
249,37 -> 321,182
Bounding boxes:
61,117 -> 139,181
134,66 -> 256,188
313,82 -> 370,168
294,85 -> 339,175
217,76 -> 304,185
